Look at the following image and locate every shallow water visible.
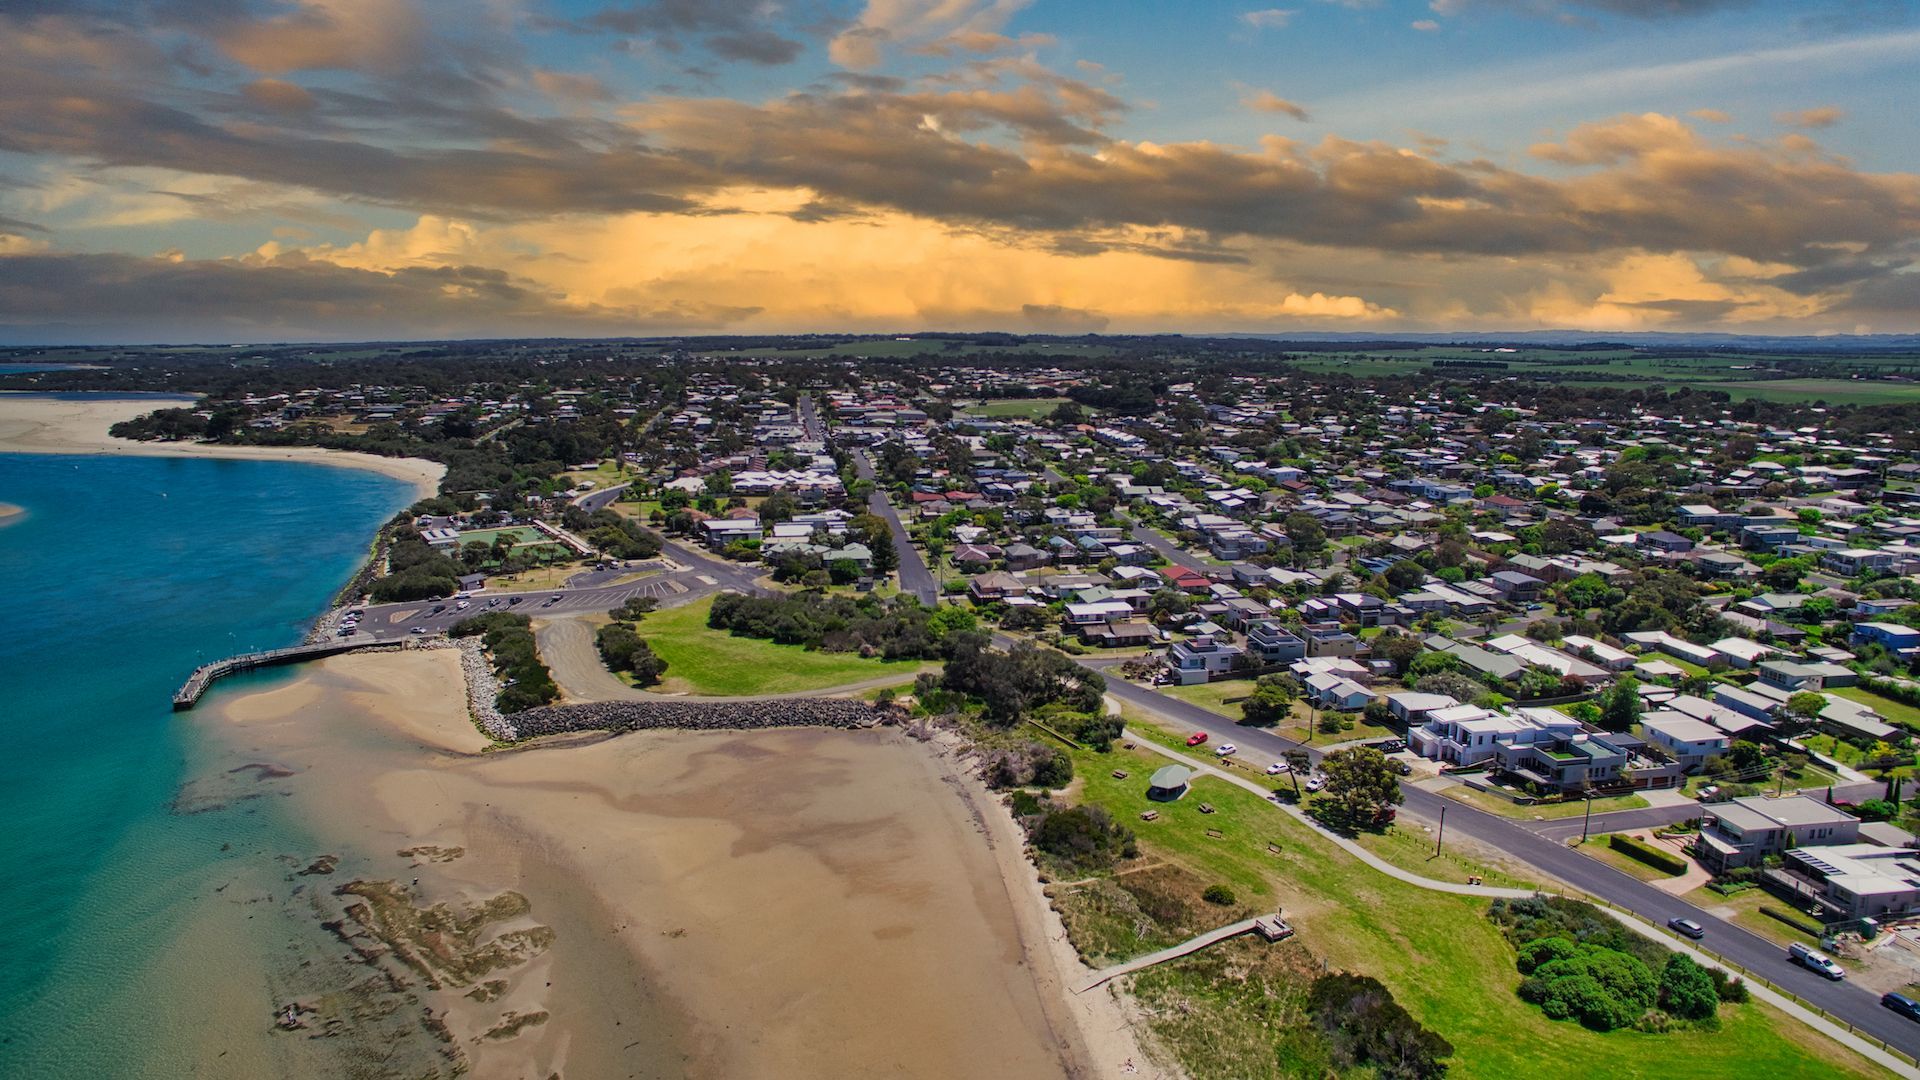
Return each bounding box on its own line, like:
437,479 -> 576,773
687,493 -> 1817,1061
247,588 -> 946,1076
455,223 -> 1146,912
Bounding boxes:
0,450 -> 412,1074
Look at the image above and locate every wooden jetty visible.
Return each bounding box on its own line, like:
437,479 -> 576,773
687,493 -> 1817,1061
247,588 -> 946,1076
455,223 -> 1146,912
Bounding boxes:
173,640 -> 381,710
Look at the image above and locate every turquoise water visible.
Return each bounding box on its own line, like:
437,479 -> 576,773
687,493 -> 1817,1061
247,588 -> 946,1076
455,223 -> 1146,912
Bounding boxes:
0,448 -> 411,1071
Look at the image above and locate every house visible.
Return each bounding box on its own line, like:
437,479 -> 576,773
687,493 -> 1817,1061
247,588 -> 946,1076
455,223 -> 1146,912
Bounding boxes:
1639,713 -> 1730,772
1304,673 -> 1374,711
968,570 -> 1025,603
1162,566 -> 1213,593
1168,635 -> 1246,685
1695,795 -> 1859,872
1780,845 -> 1920,919
1384,691 -> 1459,725
1561,634 -> 1635,672
1004,543 -> 1051,571
1823,548 -> 1894,576
1488,571 -> 1545,603
1855,622 -> 1920,657
1498,733 -> 1632,795
1245,620 -> 1307,664
698,517 -> 762,551
1640,530 -> 1696,554
1756,660 -> 1827,692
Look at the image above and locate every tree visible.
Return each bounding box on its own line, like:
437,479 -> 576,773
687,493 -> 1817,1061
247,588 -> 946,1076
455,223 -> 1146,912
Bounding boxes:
1384,560 -> 1426,593
1241,676 -> 1294,726
1283,749 -> 1312,798
1598,675 -> 1642,732
1786,691 -> 1828,720
1048,400 -> 1085,425
1318,747 -> 1404,825
1372,631 -> 1423,675
1284,512 -> 1328,563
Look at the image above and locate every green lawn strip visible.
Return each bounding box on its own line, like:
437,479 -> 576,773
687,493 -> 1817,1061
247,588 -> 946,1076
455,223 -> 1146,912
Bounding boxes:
1440,783 -> 1651,820
1570,835 -> 1685,883
1684,884 -> 1824,951
1832,687 -> 1920,730
634,597 -> 932,696
961,397 -> 1070,419
1067,743 -> 1881,1079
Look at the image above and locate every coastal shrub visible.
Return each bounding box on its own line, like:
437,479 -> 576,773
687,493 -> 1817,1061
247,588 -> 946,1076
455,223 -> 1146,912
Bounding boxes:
983,740 -> 1074,790
562,507 -> 662,561
595,622 -> 668,686
1608,833 -> 1687,875
1028,804 -> 1136,873
1202,884 -> 1236,906
369,528 -> 462,601
451,612 -> 558,714
1068,711 -> 1125,751
610,596 -> 658,621
1517,944 -> 1657,1031
941,634 -> 1105,725
707,590 -> 940,659
1306,972 -> 1453,1080
1658,954 -> 1719,1021
1708,968 -> 1750,1004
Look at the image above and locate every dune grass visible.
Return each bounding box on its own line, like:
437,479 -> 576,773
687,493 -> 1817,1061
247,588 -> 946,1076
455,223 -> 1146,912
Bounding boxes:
1066,742 -> 1888,1080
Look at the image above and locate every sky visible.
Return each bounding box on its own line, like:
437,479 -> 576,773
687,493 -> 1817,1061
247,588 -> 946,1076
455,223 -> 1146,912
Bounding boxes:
2,0 -> 1918,342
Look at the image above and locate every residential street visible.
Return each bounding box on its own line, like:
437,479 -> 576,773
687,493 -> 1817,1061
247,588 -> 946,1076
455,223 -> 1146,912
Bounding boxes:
850,448 -> 939,605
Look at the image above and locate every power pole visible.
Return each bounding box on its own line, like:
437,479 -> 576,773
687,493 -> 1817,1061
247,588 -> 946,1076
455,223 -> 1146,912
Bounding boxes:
1434,804 -> 1447,858
1580,787 -> 1595,844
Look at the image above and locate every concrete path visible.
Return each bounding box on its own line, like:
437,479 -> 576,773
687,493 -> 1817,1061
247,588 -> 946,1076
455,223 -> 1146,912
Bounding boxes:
1120,731 -> 1920,1079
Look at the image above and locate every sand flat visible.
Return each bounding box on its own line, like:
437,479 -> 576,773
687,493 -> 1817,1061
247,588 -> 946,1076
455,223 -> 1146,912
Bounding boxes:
189,650 -> 1144,1079
0,393 -> 443,498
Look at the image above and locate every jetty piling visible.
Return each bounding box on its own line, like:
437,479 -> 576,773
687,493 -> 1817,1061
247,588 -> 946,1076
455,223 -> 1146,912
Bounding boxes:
173,640 -> 381,710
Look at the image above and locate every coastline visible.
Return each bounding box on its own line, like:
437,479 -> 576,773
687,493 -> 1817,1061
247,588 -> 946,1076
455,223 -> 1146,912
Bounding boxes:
0,392 -> 445,500
186,647 -> 1158,1078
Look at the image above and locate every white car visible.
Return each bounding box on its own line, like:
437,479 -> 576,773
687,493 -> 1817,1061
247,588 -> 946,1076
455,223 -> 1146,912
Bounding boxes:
1265,761 -> 1290,775
1215,743 -> 1238,758
1304,773 -> 1328,793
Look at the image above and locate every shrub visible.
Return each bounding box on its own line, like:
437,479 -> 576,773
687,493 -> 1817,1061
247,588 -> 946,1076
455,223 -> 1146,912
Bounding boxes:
1609,833 -> 1687,875
595,621 -> 668,686
1708,968 -> 1750,1004
1306,972 -> 1453,1080
1028,805 -> 1136,873
1658,954 -> 1719,1021
1202,884 -> 1236,906
450,612 -> 558,714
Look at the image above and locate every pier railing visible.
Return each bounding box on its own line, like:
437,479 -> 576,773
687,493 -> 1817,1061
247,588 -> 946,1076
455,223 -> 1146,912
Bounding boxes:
172,640 -> 379,710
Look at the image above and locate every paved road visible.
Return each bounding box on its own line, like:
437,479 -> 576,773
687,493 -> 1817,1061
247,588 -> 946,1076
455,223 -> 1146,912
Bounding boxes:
849,449 -> 939,605
1093,672 -> 1920,1058
797,394 -> 825,441
1128,522 -> 1218,573
1529,785 -> 1882,844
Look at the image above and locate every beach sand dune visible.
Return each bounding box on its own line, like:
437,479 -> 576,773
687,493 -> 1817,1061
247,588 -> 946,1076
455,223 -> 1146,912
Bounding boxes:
0,393 -> 443,498
192,650 -> 1155,1078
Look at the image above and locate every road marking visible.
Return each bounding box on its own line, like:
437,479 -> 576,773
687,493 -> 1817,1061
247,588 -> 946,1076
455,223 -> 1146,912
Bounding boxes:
696,575 -> 717,586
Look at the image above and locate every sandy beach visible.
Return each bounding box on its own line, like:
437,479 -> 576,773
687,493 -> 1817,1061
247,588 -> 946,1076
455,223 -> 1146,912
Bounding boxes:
188,648 -> 1157,1079
0,393 -> 444,499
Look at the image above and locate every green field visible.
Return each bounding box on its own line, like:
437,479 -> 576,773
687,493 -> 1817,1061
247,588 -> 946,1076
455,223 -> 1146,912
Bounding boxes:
456,526 -> 547,547
960,397 -> 1071,419
1067,744 -> 1886,1079
1832,686 -> 1920,730
638,596 -> 934,696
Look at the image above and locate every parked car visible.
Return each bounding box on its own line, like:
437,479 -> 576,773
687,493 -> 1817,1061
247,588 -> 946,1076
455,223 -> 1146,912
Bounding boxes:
1883,993 -> 1920,1021
1215,744 -> 1238,758
1304,774 -> 1327,793
1186,732 -> 1209,747
1790,942 -> 1845,980
1265,761 -> 1290,776
409,626 -> 426,635
1387,759 -> 1412,776
1667,917 -> 1706,940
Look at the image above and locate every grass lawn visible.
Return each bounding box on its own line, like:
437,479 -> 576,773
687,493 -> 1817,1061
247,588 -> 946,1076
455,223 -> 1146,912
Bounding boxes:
1650,652 -> 1711,677
1685,883 -> 1827,951
637,596 -> 935,696
1065,743 -> 1884,1079
1833,687 -> 1920,731
1441,783 -> 1650,820
961,397 -> 1070,419
1150,682 -> 1396,744
1572,835 -> 1687,883
487,564 -> 590,591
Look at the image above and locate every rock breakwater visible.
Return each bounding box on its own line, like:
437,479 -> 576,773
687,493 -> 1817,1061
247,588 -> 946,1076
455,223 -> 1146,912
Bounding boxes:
496,697 -> 888,742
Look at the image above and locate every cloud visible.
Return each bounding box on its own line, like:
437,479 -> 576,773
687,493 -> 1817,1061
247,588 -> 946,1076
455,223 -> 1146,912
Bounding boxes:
1240,8 -> 1299,28
1688,107 -> 1731,122
1411,19 -> 1441,30
1019,303 -> 1108,332
564,1 -> 804,66
830,0 -> 1033,70
1240,89 -> 1310,121
0,248 -> 761,343
1776,105 -> 1845,128
1430,0 -> 1756,17
241,78 -> 317,113
214,0 -> 428,74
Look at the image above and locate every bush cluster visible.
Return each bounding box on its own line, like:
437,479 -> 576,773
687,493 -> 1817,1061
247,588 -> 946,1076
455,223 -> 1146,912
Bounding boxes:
1491,896 -> 1737,1032
369,527 -> 462,601
1026,803 -> 1137,873
1306,972 -> 1453,1080
941,635 -> 1105,726
595,622 -> 668,686
708,591 -> 940,659
562,506 -> 663,561
451,612 -> 558,713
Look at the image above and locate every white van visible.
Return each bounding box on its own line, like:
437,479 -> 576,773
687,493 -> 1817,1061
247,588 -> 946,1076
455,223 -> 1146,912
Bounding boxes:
1789,942 -> 1845,980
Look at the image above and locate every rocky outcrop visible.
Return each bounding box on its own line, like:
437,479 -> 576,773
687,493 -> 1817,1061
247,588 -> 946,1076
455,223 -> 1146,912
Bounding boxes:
496,697 -> 888,742
454,637 -> 514,741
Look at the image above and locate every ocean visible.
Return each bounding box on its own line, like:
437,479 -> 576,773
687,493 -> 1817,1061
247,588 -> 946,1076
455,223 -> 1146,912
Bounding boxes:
0,450 -> 413,1073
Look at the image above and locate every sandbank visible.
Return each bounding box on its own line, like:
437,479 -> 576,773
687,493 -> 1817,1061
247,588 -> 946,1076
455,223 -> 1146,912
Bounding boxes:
0,393 -> 444,499
189,648 -> 1157,1078
0,501 -> 22,527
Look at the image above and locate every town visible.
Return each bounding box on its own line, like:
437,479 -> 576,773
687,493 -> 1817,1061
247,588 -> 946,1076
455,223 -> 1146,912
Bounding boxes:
19,334 -> 1920,1079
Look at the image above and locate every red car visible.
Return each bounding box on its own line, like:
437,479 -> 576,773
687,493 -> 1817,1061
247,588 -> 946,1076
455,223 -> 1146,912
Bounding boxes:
1186,731 -> 1209,747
